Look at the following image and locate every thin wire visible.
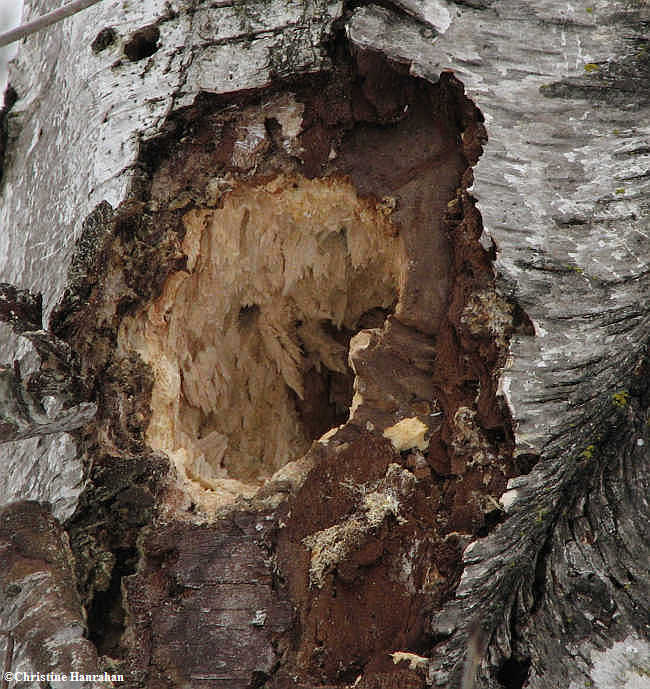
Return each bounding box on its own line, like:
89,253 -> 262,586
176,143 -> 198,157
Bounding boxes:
0,0 -> 106,48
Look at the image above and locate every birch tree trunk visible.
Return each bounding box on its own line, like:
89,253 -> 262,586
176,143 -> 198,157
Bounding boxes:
0,1 -> 648,689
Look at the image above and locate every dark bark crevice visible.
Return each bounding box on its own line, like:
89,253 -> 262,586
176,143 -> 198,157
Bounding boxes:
478,351 -> 650,688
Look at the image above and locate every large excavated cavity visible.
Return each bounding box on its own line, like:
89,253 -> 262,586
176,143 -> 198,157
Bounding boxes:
118,174 -> 404,505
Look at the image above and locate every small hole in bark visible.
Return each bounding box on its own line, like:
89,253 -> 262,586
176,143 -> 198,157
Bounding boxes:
496,656 -> 531,689
91,27 -> 118,54
124,26 -> 160,62
87,547 -> 137,657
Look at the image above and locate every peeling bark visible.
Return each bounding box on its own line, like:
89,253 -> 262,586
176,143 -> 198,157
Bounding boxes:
0,283 -> 96,443
0,501 -> 108,689
0,1 -> 647,689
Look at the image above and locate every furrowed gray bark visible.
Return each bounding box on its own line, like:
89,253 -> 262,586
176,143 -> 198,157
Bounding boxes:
344,3 -> 649,687
0,1 -> 647,688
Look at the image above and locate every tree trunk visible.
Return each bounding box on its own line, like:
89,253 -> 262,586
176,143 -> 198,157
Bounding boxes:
0,1 -> 648,689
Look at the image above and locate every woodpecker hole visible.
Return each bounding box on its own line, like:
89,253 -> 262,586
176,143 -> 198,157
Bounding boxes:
118,175 -> 404,509
124,26 -> 160,62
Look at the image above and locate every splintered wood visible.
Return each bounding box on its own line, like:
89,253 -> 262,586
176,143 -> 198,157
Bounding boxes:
118,174 -> 404,508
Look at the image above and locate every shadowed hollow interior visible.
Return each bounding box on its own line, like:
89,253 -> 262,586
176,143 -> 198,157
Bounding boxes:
118,173 -> 405,505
